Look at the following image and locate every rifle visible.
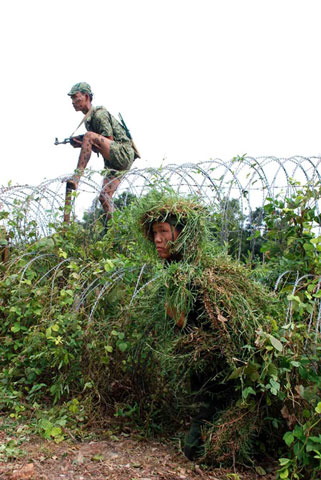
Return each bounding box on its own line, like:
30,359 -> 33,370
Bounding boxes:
55,113 -> 140,158
55,113 -> 133,146
118,113 -> 141,159
54,135 -> 84,146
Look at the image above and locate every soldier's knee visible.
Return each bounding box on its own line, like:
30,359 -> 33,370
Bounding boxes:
84,131 -> 95,142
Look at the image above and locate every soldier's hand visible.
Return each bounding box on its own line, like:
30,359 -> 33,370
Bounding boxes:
70,136 -> 83,148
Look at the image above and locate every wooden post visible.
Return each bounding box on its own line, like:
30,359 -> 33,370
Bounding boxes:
63,181 -> 76,224
0,227 -> 9,263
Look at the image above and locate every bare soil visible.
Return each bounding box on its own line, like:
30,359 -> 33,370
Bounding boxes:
0,433 -> 276,480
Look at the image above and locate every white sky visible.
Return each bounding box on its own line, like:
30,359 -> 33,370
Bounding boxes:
1,0 -> 321,187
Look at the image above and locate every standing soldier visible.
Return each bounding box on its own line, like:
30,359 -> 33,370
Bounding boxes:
64,82 -> 138,226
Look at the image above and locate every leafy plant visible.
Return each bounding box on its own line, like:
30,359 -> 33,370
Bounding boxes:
0,181 -> 320,478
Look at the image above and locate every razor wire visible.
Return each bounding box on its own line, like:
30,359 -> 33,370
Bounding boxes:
1,155 -> 320,337
1,156 -> 320,239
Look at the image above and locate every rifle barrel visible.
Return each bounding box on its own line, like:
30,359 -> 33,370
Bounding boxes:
54,137 -> 71,145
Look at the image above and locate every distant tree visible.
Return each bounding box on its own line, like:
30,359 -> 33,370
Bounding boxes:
113,191 -> 137,210
210,198 -> 265,263
240,206 -> 265,261
82,191 -> 138,229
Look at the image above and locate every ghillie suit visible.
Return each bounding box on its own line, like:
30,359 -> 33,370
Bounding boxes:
132,190 -> 284,465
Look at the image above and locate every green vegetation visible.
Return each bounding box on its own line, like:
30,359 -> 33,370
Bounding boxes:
0,181 -> 320,479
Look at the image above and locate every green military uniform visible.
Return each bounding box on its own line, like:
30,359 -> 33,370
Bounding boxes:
68,82 -> 135,172
85,106 -> 135,171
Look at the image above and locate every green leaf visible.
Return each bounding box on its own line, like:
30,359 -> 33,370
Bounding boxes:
58,248 -> 67,259
267,363 -> 278,377
10,323 -> 21,333
267,334 -> 283,352
46,327 -> 52,338
279,468 -> 289,479
293,425 -> 304,440
255,466 -> 266,475
303,409 -> 311,419
287,295 -> 301,304
315,402 -> 321,414
118,342 -> 128,353
310,236 -> 321,245
290,361 -> 300,367
50,426 -> 62,438
306,441 -> 321,452
283,431 -> 294,446
103,260 -> 114,272
39,418 -> 53,431
242,387 -> 256,399
91,454 -> 104,462
227,367 -> 244,380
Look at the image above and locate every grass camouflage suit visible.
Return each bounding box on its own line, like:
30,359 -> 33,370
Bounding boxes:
137,190 -> 282,464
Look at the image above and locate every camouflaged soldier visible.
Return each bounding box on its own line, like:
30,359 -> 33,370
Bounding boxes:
66,82 -> 136,223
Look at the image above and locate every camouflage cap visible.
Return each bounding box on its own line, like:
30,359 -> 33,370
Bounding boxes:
67,82 -> 93,96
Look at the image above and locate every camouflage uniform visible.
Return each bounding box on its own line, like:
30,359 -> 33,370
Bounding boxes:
65,82 -> 136,226
85,106 -> 135,171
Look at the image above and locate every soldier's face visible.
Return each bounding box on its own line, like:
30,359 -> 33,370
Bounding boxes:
71,92 -> 88,111
152,222 -> 179,259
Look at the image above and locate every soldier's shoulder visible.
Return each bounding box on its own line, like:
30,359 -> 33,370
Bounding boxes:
93,105 -> 109,115
90,106 -> 109,123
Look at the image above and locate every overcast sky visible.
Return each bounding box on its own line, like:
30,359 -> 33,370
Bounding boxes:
1,0 -> 321,187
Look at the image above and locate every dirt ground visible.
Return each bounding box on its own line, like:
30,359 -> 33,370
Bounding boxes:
0,433 -> 277,480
